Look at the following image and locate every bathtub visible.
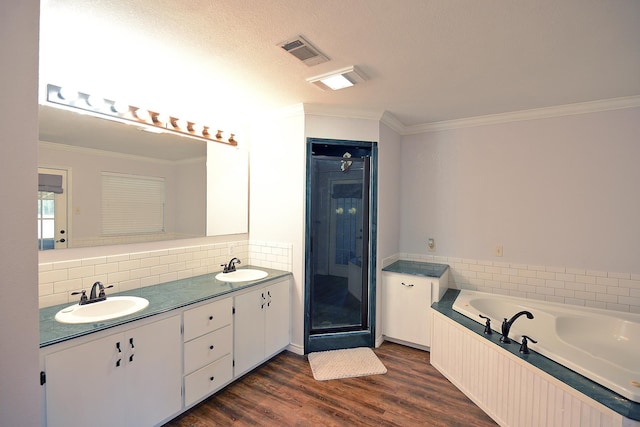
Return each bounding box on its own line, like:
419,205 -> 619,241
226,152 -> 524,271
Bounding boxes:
452,290 -> 640,404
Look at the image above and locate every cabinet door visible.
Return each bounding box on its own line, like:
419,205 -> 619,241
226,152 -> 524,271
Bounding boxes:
264,279 -> 290,357
125,315 -> 182,427
45,333 -> 125,427
383,273 -> 432,346
233,287 -> 265,377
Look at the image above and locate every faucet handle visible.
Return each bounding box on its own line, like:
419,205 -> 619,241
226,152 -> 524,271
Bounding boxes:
98,285 -> 114,298
478,314 -> 492,335
519,335 -> 538,354
71,290 -> 88,304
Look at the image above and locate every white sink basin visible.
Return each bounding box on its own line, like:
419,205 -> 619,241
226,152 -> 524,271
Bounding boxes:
215,269 -> 268,283
55,296 -> 149,324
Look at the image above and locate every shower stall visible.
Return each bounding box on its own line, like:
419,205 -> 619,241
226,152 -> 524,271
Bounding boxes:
304,138 -> 377,353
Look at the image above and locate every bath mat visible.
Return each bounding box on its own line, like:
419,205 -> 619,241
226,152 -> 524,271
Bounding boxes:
307,347 -> 387,381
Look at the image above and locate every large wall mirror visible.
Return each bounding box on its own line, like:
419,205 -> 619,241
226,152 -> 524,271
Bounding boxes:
38,104 -> 212,250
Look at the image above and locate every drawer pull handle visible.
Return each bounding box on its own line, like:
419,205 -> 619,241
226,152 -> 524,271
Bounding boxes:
401,282 -> 414,287
209,345 -> 215,350
209,376 -> 215,381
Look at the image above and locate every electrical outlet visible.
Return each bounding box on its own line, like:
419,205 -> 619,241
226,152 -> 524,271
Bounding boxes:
495,244 -> 503,257
427,238 -> 436,252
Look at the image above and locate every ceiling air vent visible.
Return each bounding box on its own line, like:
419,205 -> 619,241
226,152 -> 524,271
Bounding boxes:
279,36 -> 329,66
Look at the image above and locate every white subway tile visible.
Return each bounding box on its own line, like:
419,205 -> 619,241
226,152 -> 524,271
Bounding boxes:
574,291 -> 596,301
586,270 -> 607,278
39,269 -> 69,285
609,272 -> 631,279
574,275 -> 596,285
622,296 -> 640,306
68,265 -> 95,280
585,300 -> 607,309
619,279 -> 640,289
606,286 -> 629,296
606,302 -> 629,311
596,277 -> 619,287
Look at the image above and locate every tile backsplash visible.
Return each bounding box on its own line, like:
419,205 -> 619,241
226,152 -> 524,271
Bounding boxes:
38,239 -> 292,308
396,253 -> 640,314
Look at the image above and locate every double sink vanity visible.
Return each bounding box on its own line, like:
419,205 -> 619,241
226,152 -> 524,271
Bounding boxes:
39,266 -> 291,427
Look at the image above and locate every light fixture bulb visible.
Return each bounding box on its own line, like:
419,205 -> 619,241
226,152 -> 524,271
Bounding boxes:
321,74 -> 354,90
134,108 -> 150,122
173,118 -> 188,129
112,101 -> 130,114
86,95 -> 105,110
58,87 -> 79,101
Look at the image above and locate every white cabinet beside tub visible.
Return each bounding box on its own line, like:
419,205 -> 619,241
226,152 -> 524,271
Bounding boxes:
382,269 -> 448,350
44,315 -> 182,427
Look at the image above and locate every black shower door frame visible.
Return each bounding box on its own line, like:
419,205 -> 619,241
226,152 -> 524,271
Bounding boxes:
304,137 -> 377,354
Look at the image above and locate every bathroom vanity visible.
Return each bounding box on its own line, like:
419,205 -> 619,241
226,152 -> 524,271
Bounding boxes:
39,267 -> 291,427
381,260 -> 449,350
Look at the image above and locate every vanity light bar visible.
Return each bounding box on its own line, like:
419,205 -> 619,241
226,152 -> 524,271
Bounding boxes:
45,84 -> 238,146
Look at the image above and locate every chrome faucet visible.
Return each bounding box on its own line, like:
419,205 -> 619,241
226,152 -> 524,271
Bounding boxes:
500,310 -> 534,343
221,257 -> 241,273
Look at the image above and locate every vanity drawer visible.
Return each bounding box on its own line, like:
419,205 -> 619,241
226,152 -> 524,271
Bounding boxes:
183,297 -> 232,341
184,353 -> 233,407
184,325 -> 232,374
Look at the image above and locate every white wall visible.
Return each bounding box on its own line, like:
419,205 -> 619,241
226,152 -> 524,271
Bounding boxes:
375,121 -> 402,343
0,1 -> 41,425
400,107 -> 640,274
249,105 -> 306,352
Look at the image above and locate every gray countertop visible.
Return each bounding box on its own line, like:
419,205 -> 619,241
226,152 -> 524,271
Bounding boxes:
40,266 -> 291,347
382,260 -> 449,278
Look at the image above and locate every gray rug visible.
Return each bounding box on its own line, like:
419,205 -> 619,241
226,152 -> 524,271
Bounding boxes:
307,347 -> 387,381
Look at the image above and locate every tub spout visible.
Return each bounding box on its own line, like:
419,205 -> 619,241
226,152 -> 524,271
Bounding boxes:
500,310 -> 534,344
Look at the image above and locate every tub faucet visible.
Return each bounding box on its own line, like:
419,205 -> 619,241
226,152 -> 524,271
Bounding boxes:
221,257 -> 241,273
500,310 -> 534,344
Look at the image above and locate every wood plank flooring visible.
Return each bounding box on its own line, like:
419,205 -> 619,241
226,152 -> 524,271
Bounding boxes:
164,342 -> 497,426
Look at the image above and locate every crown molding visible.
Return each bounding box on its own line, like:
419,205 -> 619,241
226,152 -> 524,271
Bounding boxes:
402,96 -> 640,135
302,103 -> 386,121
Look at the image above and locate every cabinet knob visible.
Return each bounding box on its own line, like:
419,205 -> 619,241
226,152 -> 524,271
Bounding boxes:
209,376 -> 215,381
209,345 -> 215,350
208,315 -> 214,321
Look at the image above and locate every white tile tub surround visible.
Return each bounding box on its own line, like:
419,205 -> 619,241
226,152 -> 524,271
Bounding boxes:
399,253 -> 640,315
38,240 -> 292,308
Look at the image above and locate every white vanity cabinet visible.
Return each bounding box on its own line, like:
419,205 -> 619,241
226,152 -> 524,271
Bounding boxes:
182,297 -> 233,407
44,314 -> 182,427
382,269 -> 448,349
233,278 -> 290,377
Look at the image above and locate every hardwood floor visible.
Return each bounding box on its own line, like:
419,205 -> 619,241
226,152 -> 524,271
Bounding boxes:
164,342 -> 497,427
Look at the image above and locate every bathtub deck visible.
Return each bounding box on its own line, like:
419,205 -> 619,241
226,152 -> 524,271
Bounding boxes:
432,289 -> 640,422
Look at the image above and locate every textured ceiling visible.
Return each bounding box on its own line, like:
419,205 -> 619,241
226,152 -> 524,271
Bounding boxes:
40,0 -> 640,134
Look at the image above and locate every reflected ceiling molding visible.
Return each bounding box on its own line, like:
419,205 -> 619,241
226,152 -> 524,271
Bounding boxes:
45,84 -> 238,146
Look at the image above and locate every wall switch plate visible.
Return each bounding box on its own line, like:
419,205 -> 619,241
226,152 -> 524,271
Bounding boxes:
495,244 -> 503,257
427,238 -> 436,252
